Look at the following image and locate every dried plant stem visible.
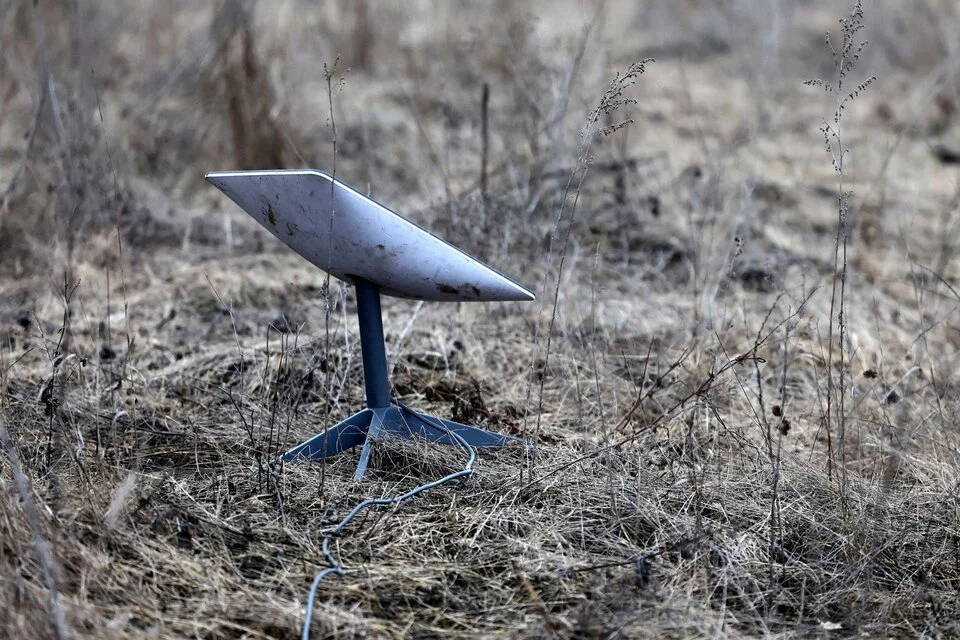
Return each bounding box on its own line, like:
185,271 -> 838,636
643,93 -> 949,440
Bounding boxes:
524,59 -> 653,479
0,417 -> 69,640
319,57 -> 345,496
807,1 -> 874,504
480,82 -> 490,199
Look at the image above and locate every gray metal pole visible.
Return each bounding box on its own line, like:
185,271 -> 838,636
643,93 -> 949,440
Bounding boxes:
354,278 -> 391,409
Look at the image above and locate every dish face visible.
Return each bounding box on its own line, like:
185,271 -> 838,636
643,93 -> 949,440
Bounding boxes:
206,169 -> 535,302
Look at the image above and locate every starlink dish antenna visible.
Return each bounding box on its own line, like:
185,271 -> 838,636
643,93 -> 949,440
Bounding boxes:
206,169 -> 534,480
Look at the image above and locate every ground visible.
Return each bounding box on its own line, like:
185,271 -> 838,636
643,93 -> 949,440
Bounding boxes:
2,1 -> 960,638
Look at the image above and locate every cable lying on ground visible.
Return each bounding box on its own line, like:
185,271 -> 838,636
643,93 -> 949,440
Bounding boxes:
299,401 -> 478,640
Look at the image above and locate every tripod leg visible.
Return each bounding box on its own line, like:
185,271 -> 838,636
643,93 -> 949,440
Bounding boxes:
352,407 -> 523,479
282,409 -> 373,461
396,404 -> 522,448
353,407 -> 394,481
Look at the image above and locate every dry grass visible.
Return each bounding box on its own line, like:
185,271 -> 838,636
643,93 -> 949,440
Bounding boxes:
2,1 -> 960,637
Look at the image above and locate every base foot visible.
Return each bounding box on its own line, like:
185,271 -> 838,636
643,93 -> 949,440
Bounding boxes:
282,402 -> 521,480
282,409 -> 372,461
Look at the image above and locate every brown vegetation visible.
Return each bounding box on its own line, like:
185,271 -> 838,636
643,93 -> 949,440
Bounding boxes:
2,1 -> 960,637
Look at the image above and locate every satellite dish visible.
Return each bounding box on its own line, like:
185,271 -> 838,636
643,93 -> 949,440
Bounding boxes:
206,169 -> 533,302
207,169 -> 533,480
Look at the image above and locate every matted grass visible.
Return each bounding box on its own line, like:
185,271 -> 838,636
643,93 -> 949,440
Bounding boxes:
2,1 -> 960,637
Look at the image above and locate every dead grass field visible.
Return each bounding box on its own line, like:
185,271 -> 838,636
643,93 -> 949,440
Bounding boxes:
2,1 -> 960,638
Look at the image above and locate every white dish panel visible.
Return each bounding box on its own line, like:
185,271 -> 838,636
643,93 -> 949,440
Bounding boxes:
206,169 -> 535,302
